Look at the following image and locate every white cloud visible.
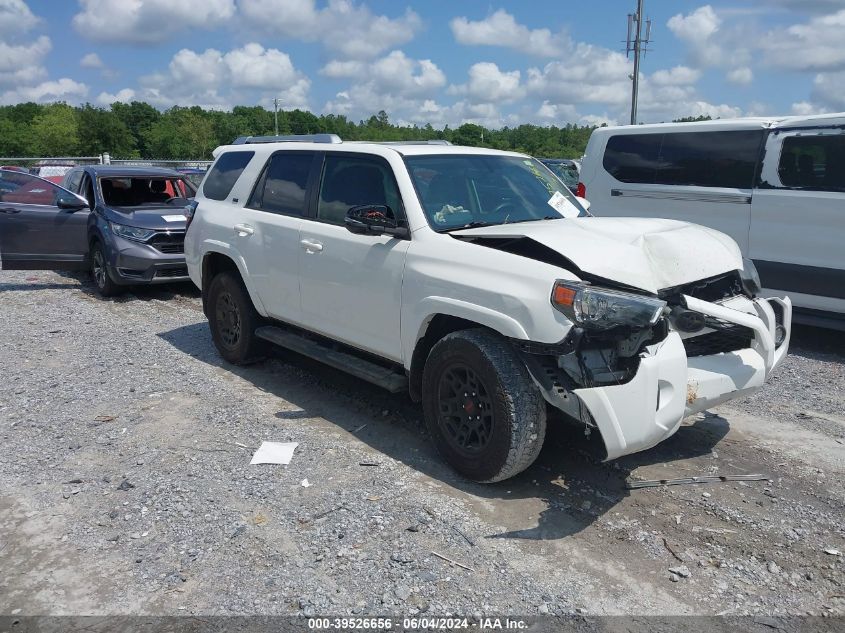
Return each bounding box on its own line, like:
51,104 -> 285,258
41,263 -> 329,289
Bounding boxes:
790,100 -> 828,115
240,0 -> 421,59
667,5 -> 735,67
80,52 -> 104,69
97,88 -> 136,105
449,62 -> 522,103
450,9 -> 565,57
810,71 -> 845,110
0,77 -> 88,105
726,66 -> 754,85
761,10 -> 845,72
72,0 -> 235,45
651,66 -> 702,86
0,0 -> 38,36
0,35 -> 50,87
136,43 -> 310,110
525,45 -> 631,107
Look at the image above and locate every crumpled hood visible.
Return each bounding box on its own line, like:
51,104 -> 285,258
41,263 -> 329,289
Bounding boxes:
102,205 -> 187,230
451,216 -> 742,294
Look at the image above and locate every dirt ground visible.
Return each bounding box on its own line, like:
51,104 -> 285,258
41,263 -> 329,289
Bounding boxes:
0,270 -> 843,619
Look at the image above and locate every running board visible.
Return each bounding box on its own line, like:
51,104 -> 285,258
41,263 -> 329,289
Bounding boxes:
255,326 -> 408,393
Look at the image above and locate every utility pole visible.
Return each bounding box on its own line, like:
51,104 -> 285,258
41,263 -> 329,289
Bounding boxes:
273,97 -> 282,135
626,0 -> 652,125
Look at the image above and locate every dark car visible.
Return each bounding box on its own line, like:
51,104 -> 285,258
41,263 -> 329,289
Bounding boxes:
539,158 -> 581,192
0,166 -> 196,297
176,167 -> 207,189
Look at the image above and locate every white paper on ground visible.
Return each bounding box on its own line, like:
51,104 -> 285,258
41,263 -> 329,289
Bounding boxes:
548,191 -> 579,218
250,441 -> 299,465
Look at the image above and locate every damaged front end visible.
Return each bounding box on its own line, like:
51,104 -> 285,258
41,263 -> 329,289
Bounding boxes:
518,269 -> 792,460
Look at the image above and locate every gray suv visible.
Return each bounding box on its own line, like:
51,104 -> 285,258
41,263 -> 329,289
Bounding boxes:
0,166 -> 195,296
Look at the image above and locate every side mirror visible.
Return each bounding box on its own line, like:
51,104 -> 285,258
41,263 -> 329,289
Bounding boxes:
345,205 -> 409,239
57,192 -> 89,211
575,196 -> 591,212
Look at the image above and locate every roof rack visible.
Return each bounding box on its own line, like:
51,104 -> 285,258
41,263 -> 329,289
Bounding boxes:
346,140 -> 452,146
232,134 -> 343,145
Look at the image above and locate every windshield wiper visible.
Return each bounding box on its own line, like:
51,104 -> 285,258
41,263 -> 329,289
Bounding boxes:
441,221 -> 496,232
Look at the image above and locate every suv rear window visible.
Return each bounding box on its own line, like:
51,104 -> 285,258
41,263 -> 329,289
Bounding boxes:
203,151 -> 254,201
604,130 -> 764,189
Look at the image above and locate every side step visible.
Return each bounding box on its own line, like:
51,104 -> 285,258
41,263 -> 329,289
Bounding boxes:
255,326 -> 408,394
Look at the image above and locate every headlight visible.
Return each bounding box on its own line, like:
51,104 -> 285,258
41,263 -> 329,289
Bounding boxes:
552,281 -> 666,330
739,257 -> 761,297
110,222 -> 156,242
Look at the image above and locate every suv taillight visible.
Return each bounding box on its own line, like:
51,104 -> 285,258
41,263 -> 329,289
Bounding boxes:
184,200 -> 198,231
576,182 -> 586,198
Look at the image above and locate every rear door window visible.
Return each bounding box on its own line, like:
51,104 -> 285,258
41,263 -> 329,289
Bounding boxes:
778,134 -> 845,192
603,134 -> 662,183
247,152 -> 315,216
203,151 -> 254,201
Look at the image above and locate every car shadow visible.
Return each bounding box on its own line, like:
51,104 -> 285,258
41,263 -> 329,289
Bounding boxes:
158,322 -> 729,541
0,280 -> 81,292
788,323 -> 845,362
55,271 -> 200,303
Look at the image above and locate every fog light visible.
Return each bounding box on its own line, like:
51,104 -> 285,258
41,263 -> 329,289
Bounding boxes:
774,324 -> 787,346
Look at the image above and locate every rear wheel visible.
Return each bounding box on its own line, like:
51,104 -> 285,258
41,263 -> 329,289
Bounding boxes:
207,271 -> 263,364
90,241 -> 121,297
422,328 -> 546,482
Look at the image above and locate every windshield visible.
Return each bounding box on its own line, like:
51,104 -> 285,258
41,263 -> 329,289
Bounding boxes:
100,176 -> 196,207
405,154 -> 587,232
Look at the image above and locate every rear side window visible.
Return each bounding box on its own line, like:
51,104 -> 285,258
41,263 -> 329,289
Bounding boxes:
203,151 -> 254,201
779,134 -> 845,192
604,130 -> 764,189
247,152 -> 315,216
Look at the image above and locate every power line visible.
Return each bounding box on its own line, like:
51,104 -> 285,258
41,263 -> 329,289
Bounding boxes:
626,0 -> 652,125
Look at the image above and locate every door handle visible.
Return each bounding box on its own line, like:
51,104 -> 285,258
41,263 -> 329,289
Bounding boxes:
233,223 -> 254,236
299,238 -> 323,253
0,207 -> 21,214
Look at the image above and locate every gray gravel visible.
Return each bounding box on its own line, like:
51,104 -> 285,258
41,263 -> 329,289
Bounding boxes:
0,270 -> 843,617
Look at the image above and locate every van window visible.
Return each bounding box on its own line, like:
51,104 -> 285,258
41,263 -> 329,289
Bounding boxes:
203,151 -> 254,201
779,134 -> 845,192
604,130 -> 764,189
247,152 -> 315,216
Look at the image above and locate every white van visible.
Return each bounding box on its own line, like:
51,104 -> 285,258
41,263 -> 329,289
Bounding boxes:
580,114 -> 845,328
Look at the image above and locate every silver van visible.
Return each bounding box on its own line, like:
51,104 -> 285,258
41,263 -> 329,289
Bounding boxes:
579,113 -> 845,328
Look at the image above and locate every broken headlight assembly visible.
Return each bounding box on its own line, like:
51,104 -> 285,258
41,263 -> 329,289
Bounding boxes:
551,280 -> 666,331
739,257 -> 762,297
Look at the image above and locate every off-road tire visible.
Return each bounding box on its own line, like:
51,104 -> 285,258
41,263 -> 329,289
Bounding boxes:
90,241 -> 121,297
422,328 -> 547,483
207,271 -> 264,364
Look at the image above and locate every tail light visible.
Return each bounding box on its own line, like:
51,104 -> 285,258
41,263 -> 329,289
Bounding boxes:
184,199 -> 198,231
576,182 -> 586,198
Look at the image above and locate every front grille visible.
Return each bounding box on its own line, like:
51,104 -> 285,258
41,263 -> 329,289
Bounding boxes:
149,232 -> 185,254
155,266 -> 188,278
683,324 -> 754,357
660,271 -> 745,304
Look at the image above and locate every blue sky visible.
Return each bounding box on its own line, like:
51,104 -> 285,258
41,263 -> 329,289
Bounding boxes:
2,0 -> 844,127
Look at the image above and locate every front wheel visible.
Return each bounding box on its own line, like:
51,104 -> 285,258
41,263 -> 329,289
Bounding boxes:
422,329 -> 547,483
207,271 -> 263,364
90,241 -> 121,297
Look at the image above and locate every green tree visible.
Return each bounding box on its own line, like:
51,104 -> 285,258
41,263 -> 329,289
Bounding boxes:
112,101 -> 161,156
30,103 -> 80,155
77,104 -> 136,157
144,107 -> 216,159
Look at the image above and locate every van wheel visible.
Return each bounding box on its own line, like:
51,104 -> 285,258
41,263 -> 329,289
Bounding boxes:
208,271 -> 263,364
422,329 -> 546,483
90,242 -> 121,297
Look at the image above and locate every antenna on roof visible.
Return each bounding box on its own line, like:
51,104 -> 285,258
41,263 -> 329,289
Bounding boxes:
626,0 -> 652,126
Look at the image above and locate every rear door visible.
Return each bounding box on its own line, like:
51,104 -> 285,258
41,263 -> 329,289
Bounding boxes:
0,170 -> 90,270
750,126 -> 845,314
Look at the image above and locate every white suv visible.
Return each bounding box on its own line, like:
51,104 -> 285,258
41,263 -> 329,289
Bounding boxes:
185,134 -> 792,482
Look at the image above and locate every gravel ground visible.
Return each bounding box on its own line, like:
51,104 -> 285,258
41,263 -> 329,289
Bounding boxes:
0,270 -> 843,618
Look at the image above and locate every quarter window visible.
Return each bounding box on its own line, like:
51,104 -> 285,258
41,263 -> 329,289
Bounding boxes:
317,155 -> 402,225
203,151 -> 254,201
778,134 -> 845,192
247,152 -> 314,216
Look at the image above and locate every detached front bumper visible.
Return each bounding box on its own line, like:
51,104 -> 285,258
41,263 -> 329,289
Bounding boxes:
574,296 -> 792,460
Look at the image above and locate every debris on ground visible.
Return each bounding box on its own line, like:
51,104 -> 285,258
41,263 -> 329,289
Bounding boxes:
249,441 -> 299,465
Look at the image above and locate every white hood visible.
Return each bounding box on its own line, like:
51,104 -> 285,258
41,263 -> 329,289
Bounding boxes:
452,216 -> 743,294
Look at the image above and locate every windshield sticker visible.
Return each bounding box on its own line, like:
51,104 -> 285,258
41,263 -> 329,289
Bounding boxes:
161,214 -> 186,223
548,191 -> 578,218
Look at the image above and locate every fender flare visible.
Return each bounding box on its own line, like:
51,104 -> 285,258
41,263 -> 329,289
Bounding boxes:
200,243 -> 269,317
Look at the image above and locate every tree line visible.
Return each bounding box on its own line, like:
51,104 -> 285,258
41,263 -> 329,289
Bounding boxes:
0,102 -> 600,160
